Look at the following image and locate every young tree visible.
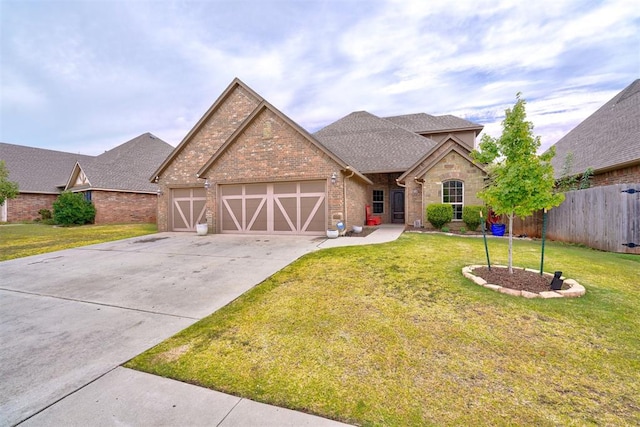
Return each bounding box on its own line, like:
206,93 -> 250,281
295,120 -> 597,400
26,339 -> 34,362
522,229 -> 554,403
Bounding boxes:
0,160 -> 19,206
472,93 -> 564,273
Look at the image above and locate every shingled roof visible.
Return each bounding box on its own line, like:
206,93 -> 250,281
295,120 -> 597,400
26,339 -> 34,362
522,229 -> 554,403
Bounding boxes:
313,111 -> 437,173
0,143 -> 94,194
0,133 -> 173,194
550,79 -> 640,178
71,133 -> 174,192
384,113 -> 483,134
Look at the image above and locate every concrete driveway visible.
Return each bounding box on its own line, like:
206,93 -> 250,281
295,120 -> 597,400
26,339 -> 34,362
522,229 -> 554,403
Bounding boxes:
0,232 -> 325,426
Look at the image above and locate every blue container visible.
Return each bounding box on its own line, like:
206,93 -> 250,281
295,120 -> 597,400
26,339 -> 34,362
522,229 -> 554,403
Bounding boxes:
491,223 -> 506,236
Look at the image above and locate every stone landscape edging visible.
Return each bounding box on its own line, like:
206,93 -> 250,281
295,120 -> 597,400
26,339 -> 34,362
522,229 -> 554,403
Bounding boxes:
462,265 -> 586,298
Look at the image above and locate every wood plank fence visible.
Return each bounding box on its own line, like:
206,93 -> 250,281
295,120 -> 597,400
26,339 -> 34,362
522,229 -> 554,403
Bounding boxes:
511,183 -> 640,254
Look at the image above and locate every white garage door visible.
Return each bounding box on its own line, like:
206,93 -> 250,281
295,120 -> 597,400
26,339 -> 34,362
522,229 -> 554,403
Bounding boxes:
170,188 -> 207,231
220,181 -> 326,235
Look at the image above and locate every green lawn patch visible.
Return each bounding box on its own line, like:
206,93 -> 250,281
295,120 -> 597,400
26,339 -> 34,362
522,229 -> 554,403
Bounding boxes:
126,233 -> 640,426
0,223 -> 157,261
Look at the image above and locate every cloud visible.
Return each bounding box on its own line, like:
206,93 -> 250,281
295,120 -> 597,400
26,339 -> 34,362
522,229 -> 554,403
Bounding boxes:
0,0 -> 638,155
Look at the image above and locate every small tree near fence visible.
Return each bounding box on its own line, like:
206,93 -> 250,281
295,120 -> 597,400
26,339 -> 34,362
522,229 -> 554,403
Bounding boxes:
472,93 -> 564,273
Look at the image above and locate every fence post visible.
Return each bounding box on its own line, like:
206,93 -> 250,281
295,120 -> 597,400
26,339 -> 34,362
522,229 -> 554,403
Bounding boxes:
540,208 -> 548,275
480,210 -> 491,270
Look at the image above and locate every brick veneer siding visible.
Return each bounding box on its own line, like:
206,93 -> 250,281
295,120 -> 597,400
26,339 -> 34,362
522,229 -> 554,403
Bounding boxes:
410,151 -> 485,230
156,85 -> 261,231
344,174 -> 369,228
6,193 -> 57,222
206,108 -> 348,232
591,164 -> 640,187
366,173 -> 403,224
92,191 -> 157,224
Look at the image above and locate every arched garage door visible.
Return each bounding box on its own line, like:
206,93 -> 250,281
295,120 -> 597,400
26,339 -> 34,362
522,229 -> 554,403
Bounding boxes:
220,181 -> 326,235
170,188 -> 207,231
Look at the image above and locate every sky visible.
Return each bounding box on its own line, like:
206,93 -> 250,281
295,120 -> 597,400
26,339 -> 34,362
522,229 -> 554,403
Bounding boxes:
1,0 -> 638,156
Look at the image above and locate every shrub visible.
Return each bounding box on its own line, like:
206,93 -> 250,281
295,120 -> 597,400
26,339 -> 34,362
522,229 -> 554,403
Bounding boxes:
459,226 -> 467,234
441,227 -> 450,233
426,204 -> 453,230
462,205 -> 487,231
39,209 -> 52,220
53,191 -> 96,226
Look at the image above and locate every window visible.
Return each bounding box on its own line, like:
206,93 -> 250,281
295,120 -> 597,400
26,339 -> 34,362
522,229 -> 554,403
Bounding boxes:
372,190 -> 384,214
442,180 -> 463,220
83,191 -> 92,202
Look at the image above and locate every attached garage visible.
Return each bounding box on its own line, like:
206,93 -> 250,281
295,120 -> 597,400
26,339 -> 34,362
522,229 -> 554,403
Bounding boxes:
151,78 -> 372,234
170,188 -> 206,231
220,181 -> 326,235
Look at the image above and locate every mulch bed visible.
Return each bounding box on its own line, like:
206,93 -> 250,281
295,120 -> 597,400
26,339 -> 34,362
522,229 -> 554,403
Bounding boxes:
472,267 -> 567,293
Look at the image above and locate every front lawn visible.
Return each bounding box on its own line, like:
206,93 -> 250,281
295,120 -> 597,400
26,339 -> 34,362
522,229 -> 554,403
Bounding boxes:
126,233 -> 640,426
0,223 -> 157,261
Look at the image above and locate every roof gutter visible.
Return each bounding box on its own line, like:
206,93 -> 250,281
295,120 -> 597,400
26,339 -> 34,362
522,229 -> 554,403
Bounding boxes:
343,167 -> 355,228
414,177 -> 426,228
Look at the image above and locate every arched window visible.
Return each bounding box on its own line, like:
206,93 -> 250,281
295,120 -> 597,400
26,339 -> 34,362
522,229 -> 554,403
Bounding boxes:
442,180 -> 463,220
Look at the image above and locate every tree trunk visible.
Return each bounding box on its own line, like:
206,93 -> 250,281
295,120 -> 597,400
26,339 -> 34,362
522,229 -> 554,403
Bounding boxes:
508,213 -> 514,274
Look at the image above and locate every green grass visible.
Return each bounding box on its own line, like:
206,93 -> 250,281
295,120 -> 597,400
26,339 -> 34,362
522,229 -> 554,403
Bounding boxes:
126,234 -> 640,426
0,223 -> 157,261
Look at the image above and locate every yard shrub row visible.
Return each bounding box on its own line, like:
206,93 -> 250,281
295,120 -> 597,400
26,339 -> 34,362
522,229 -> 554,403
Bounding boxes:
426,204 -> 487,231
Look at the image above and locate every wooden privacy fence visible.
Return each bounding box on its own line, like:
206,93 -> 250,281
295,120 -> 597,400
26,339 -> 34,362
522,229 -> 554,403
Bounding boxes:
513,183 -> 639,254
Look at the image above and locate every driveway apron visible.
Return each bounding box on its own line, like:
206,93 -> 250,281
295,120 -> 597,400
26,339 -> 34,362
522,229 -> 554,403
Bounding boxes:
0,233 -> 321,426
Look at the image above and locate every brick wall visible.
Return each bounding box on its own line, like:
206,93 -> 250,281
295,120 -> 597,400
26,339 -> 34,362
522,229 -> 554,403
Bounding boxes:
415,150 -> 485,230
344,174 -> 369,228
207,108 -> 347,231
92,191 -> 157,224
365,173 -> 403,224
6,193 -> 57,222
156,85 -> 261,231
591,164 -> 640,187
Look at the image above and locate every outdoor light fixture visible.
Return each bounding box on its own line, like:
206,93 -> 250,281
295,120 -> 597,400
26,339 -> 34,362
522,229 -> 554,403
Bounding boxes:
156,188 -> 163,196
204,178 -> 211,189
331,172 -> 338,185
550,271 -> 564,290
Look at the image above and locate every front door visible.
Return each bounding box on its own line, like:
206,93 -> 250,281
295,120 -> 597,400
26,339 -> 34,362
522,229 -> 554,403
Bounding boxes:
391,189 -> 405,223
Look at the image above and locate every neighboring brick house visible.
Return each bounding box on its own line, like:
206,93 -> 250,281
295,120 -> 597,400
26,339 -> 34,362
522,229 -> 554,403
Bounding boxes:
0,133 -> 173,223
152,78 -> 485,234
550,79 -> 640,186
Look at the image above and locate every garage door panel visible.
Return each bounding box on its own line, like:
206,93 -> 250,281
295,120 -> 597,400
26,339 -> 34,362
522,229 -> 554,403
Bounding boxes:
300,181 -> 325,192
173,201 -> 191,229
222,199 -> 243,231
246,183 -> 268,195
170,188 -> 207,231
274,197 -> 298,232
301,196 -> 325,232
246,198 -> 267,231
193,200 -> 207,225
220,181 -> 326,235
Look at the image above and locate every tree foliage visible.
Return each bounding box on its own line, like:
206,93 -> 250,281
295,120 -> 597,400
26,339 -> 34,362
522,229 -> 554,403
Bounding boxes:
53,191 -> 96,225
472,93 -> 564,272
0,160 -> 19,206
557,152 -> 593,192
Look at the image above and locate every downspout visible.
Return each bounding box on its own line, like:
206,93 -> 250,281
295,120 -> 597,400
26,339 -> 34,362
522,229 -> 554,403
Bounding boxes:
343,167 -> 355,227
414,177 -> 426,228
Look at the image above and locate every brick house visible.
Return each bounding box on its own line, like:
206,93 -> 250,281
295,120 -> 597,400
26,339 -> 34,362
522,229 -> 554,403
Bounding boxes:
0,133 -> 173,223
550,79 -> 640,186
152,78 -> 486,234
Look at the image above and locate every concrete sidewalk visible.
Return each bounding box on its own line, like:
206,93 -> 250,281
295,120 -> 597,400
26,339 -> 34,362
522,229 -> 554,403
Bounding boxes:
3,226 -> 403,427
316,224 -> 405,249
